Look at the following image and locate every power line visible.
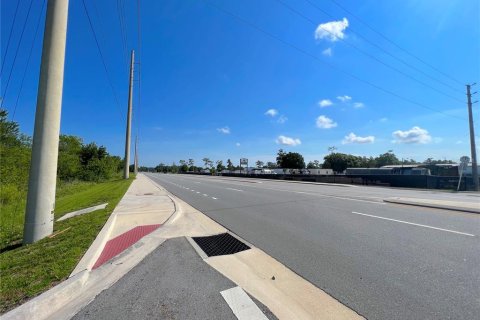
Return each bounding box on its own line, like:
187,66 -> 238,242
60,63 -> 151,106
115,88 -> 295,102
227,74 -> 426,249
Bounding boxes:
12,0 -> 47,120
274,0 -> 464,104
303,0 -> 463,94
82,0 -> 125,121
116,0 -> 130,75
200,0 -> 466,121
328,0 -> 465,86
1,0 -> 35,108
0,0 -> 21,76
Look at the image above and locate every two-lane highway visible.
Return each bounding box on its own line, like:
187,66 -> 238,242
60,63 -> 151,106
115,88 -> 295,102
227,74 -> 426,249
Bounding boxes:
145,173 -> 480,320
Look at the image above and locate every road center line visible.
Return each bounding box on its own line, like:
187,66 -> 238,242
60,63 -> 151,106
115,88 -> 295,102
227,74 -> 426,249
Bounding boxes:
351,211 -> 475,237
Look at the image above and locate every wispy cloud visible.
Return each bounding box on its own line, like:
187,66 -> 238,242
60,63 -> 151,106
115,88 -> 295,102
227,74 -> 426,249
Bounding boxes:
318,99 -> 333,108
392,126 -> 432,144
315,18 -> 349,42
316,115 -> 337,129
379,117 -> 388,122
322,47 -> 332,56
236,142 -> 241,147
342,132 -> 375,144
337,95 -> 352,102
353,102 -> 365,108
276,135 -> 301,146
265,109 -> 278,117
217,126 -> 231,134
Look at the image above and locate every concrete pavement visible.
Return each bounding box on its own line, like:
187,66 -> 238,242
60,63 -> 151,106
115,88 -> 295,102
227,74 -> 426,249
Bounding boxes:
3,174 -> 363,320
146,173 -> 480,320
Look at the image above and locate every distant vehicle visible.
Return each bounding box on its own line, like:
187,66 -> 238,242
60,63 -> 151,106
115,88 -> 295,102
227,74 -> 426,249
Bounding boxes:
250,168 -> 276,174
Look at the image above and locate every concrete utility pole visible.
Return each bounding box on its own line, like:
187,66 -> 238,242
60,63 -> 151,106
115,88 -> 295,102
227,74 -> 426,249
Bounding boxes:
466,84 -> 479,191
124,50 -> 135,179
24,0 -> 69,244
134,135 -> 138,175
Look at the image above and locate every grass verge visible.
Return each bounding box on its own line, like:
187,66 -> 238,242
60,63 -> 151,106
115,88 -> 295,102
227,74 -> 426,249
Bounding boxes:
0,177 -> 134,314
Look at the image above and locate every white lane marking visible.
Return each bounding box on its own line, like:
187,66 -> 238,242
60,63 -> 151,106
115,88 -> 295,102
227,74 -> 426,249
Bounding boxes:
220,286 -> 268,320
212,197 -> 218,200
226,187 -> 244,192
196,191 -> 200,194
351,211 -> 475,237
203,194 -> 208,197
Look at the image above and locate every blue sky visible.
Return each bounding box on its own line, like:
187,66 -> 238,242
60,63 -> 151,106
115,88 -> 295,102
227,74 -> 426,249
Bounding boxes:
1,0 -> 479,166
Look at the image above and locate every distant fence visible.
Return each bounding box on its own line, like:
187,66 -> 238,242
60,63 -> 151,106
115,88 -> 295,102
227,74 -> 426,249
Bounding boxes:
183,172 -> 477,191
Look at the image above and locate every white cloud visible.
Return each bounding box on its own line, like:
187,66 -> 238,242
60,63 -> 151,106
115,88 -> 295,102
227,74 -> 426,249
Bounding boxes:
342,132 -> 375,144
265,109 -> 278,117
392,126 -> 432,144
318,99 -> 333,108
456,140 -> 463,145
337,95 -> 352,102
277,115 -> 288,124
236,142 -> 241,147
322,48 -> 332,56
276,135 -> 301,146
315,18 -> 349,42
217,126 -> 230,134
379,117 -> 388,122
316,115 -> 337,129
353,102 -> 365,108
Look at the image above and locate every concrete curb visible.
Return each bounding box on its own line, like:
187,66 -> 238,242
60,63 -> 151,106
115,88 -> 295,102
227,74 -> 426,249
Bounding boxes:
383,199 -> 480,214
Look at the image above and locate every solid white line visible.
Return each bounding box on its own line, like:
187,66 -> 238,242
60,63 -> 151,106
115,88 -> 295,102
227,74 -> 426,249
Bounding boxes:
220,286 -> 268,320
351,211 -> 475,237
226,187 -> 244,192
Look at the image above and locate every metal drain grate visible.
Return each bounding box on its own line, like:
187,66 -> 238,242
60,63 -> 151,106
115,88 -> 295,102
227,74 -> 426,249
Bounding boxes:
192,233 -> 250,257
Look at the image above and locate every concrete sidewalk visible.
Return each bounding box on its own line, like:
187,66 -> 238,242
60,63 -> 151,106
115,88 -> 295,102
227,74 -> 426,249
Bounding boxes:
2,174 -> 363,320
384,197 -> 480,214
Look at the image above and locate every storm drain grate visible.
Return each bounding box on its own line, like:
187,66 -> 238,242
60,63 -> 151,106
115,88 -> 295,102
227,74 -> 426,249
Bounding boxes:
192,233 -> 250,257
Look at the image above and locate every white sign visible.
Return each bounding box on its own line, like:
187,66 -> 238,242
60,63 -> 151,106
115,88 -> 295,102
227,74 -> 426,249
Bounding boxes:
240,158 -> 248,165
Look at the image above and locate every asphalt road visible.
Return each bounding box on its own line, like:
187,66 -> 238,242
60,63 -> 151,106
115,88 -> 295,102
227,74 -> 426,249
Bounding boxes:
145,173 -> 480,320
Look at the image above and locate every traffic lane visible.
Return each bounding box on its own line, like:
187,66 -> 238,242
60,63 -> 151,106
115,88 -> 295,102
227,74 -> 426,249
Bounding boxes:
166,173 -> 480,206
146,174 -> 480,320
147,173 -> 480,236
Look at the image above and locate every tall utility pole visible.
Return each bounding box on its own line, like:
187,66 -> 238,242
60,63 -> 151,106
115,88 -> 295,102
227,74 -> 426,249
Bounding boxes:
466,84 -> 479,191
134,135 -> 138,175
23,0 -> 69,244
124,50 -> 134,179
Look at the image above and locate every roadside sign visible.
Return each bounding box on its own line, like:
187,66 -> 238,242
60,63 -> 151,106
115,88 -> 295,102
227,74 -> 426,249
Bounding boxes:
240,158 -> 248,165
458,162 -> 467,176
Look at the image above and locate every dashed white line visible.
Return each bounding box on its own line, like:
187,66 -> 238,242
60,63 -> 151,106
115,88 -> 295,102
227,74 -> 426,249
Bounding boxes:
196,191 -> 200,194
351,211 -> 475,237
212,197 -> 218,200
203,194 -> 208,197
226,187 -> 244,192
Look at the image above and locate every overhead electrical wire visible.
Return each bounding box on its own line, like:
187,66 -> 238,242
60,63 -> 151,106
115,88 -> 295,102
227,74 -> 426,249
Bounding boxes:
303,0 -> 464,94
82,0 -> 125,121
328,0 -> 465,86
12,0 -> 47,120
274,0 -> 464,104
200,0 -> 466,121
1,0 -> 35,108
0,0 -> 21,76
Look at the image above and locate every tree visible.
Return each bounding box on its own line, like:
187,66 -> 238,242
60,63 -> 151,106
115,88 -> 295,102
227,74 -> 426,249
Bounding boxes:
202,157 -> 213,169
278,152 -> 305,169
307,160 -> 321,169
323,153 -> 362,173
375,150 -> 400,167
266,162 -> 277,169
226,159 -> 234,170
276,149 -> 286,167
328,146 -> 337,153
255,160 -> 264,168
216,160 -> 225,172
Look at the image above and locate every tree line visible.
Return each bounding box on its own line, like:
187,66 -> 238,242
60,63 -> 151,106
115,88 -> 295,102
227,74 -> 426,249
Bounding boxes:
0,109 -> 124,206
147,148 -> 454,175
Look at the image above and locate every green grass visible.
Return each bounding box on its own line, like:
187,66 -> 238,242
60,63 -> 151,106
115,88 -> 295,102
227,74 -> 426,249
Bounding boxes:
0,177 -> 134,313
